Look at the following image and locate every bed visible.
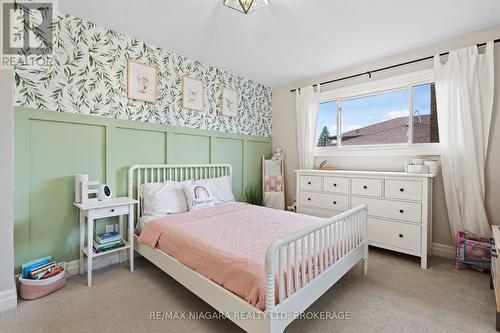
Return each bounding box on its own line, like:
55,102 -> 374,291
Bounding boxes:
128,164 -> 368,333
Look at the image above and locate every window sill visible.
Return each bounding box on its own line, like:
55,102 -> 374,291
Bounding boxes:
314,143 -> 441,157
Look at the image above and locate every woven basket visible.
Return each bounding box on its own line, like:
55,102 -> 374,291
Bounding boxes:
19,266 -> 66,300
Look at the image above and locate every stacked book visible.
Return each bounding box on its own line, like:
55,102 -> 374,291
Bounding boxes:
22,256 -> 64,280
93,231 -> 125,253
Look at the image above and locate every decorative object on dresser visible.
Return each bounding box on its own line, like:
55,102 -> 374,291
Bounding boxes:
182,77 -> 204,111
404,159 -> 439,175
406,164 -> 429,174
319,160 -> 337,171
491,225 -> 500,331
295,169 -> 436,269
127,60 -> 158,103
403,159 -> 426,174
424,160 -> 439,175
73,197 -> 138,286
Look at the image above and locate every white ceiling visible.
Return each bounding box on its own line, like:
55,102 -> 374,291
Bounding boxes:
59,0 -> 500,87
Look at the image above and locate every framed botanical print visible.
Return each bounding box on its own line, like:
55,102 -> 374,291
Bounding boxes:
221,88 -> 238,117
127,60 -> 158,103
182,77 -> 204,112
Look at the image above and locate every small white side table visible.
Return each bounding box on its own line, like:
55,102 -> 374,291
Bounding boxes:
73,197 -> 138,286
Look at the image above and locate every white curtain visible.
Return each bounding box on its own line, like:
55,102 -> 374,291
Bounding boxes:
434,42 -> 495,237
295,86 -> 319,169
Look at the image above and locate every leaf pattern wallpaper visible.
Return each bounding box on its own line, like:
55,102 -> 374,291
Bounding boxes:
14,14 -> 272,137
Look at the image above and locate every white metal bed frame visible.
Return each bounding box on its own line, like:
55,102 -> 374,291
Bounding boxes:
128,163 -> 368,333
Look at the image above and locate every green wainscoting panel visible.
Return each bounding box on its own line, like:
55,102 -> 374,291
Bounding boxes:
167,133 -> 210,164
109,127 -> 166,197
14,110 -> 30,267
211,138 -> 244,201
14,107 -> 272,272
245,140 -> 273,189
28,120 -> 106,264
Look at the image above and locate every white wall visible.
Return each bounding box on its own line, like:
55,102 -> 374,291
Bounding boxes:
273,25 -> 500,247
0,69 -> 17,312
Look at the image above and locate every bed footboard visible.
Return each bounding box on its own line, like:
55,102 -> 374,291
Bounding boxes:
265,205 -> 368,320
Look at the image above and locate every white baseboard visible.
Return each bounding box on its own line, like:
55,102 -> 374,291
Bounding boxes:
432,242 -> 455,259
0,288 -> 17,312
66,253 -> 122,276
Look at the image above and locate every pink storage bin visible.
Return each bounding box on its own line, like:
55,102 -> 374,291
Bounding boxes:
455,230 -> 493,270
19,268 -> 66,300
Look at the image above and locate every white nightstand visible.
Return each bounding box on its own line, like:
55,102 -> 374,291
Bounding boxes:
73,197 -> 138,286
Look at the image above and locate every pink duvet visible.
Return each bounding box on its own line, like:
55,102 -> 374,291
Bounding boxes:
138,202 -> 322,310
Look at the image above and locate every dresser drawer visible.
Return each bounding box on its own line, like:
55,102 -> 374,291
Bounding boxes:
351,178 -> 382,197
368,218 -> 421,252
352,196 -> 422,223
91,205 -> 129,219
300,192 -> 349,211
385,179 -> 422,201
299,176 -> 322,191
299,206 -> 342,218
323,176 -> 349,194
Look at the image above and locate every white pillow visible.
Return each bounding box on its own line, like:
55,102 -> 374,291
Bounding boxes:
207,176 -> 235,204
141,181 -> 189,216
183,182 -> 215,211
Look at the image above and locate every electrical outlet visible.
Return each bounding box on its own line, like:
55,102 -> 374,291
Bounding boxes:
105,224 -> 114,233
114,224 -> 119,232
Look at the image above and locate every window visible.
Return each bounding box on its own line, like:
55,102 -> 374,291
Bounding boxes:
315,101 -> 337,147
315,72 -> 439,151
413,83 -> 439,143
341,89 -> 409,146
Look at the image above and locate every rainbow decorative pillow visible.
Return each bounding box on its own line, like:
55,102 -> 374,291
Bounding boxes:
183,182 -> 215,211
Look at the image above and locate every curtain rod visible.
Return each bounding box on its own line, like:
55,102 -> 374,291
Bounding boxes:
290,38 -> 500,93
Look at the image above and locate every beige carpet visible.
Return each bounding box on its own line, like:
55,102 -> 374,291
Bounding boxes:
1,249 -> 496,333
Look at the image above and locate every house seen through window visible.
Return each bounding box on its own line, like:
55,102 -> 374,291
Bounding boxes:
315,83 -> 439,147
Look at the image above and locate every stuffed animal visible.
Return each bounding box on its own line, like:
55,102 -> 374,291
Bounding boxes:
272,147 -> 285,161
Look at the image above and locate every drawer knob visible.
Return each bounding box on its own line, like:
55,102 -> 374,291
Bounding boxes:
307,198 -> 311,201
308,181 -> 311,185
400,188 -> 405,192
399,209 -> 404,214
333,201 -> 337,205
399,234 -> 404,238
363,185 -> 368,189
333,183 -> 337,187
111,209 -> 115,213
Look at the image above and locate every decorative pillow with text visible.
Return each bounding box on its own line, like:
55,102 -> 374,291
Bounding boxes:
183,182 -> 215,211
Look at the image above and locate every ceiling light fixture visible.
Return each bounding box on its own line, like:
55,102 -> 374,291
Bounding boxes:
223,0 -> 269,14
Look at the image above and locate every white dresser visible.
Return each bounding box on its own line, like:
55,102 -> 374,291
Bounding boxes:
295,170 -> 436,269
